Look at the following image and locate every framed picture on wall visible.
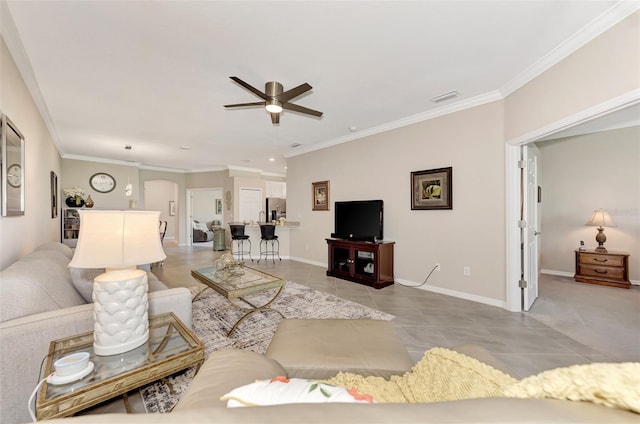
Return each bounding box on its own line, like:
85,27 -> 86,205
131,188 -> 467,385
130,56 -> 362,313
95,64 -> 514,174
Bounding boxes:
411,167 -> 452,210
1,114 -> 25,217
216,198 -> 222,214
169,200 -> 176,216
312,180 -> 330,211
51,171 -> 58,218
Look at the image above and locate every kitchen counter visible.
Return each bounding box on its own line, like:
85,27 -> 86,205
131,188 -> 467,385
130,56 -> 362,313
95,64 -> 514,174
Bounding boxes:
239,223 -> 299,259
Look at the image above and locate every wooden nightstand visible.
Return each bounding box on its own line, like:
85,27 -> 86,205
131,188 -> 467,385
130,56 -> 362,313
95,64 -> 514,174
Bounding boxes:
574,249 -> 630,289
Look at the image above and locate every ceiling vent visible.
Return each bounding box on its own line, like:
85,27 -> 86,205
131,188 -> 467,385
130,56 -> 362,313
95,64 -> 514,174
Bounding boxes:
431,90 -> 459,103
289,143 -> 302,148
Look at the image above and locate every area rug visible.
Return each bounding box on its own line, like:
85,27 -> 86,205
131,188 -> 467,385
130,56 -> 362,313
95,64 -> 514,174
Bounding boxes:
140,281 -> 395,412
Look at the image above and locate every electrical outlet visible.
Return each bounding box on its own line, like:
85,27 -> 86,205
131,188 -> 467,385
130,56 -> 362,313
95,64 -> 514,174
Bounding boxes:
463,266 -> 471,276
435,263 -> 441,271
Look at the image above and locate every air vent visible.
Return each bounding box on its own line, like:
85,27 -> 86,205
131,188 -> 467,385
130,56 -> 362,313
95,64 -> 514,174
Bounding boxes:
431,90 -> 459,103
289,143 -> 302,148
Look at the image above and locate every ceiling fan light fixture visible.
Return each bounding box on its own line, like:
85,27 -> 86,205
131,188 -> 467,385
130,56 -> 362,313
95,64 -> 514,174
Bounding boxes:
265,100 -> 283,114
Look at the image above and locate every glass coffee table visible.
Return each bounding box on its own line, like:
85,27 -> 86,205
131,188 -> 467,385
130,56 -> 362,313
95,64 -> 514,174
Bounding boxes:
37,313 -> 204,420
191,265 -> 285,336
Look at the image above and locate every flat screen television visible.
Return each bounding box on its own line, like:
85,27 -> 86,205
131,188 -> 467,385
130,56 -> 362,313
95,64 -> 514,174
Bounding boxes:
331,200 -> 383,242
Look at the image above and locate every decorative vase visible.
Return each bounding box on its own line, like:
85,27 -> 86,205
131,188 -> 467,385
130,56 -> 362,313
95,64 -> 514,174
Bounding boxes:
65,196 -> 85,208
85,195 -> 94,208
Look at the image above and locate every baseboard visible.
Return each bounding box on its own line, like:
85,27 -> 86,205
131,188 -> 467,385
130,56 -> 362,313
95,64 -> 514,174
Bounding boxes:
540,269 -> 574,278
288,256 -> 327,268
395,278 -> 506,309
541,268 -> 639,286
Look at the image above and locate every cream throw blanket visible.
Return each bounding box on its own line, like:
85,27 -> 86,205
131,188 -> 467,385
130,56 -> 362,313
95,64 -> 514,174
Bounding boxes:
325,347 -> 517,403
325,348 -> 640,414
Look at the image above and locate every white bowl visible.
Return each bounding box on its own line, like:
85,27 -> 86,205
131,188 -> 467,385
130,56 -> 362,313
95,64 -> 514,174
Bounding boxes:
54,352 -> 90,376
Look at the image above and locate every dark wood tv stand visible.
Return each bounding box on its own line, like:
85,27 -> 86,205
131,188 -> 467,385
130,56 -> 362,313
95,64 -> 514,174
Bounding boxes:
326,239 -> 394,289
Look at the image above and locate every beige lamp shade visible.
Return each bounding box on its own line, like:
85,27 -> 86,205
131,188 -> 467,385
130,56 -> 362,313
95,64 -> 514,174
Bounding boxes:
585,209 -> 616,228
69,210 -> 165,355
69,210 -> 166,269
585,209 -> 615,252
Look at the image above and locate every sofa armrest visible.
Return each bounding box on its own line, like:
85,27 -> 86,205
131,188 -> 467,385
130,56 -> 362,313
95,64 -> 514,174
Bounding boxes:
0,287 -> 192,424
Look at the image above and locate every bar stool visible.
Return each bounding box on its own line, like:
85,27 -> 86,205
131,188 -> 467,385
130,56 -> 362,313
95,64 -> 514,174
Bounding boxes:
258,223 -> 281,264
229,223 -> 252,262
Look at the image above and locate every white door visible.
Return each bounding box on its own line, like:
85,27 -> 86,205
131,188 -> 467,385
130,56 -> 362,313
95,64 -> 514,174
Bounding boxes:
522,144 -> 541,311
239,188 -> 262,223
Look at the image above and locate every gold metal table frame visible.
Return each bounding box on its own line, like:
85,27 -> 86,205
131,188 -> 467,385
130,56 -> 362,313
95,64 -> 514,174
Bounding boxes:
36,313 -> 204,420
191,266 -> 285,336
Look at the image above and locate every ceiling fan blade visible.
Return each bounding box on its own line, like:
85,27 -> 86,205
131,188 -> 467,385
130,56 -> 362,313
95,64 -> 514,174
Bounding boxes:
270,112 -> 280,125
277,83 -> 312,103
224,101 -> 266,108
229,76 -> 268,100
282,102 -> 323,117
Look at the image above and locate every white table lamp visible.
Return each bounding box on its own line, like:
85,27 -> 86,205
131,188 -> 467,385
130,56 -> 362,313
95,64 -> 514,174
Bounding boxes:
69,210 -> 166,356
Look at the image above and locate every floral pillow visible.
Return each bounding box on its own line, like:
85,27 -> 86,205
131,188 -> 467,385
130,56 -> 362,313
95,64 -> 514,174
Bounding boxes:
220,376 -> 375,407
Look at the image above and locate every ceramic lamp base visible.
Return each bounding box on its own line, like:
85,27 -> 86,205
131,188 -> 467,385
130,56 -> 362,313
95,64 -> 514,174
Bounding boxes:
92,268 -> 149,356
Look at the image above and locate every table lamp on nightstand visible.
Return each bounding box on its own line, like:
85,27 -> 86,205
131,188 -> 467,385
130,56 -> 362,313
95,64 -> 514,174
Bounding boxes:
69,210 -> 166,356
585,209 -> 616,252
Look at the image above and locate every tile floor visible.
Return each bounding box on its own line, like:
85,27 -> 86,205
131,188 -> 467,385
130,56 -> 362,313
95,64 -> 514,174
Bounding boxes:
153,244 -> 639,378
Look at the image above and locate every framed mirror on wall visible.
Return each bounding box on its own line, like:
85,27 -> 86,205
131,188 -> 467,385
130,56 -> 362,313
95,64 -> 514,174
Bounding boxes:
1,114 -> 25,216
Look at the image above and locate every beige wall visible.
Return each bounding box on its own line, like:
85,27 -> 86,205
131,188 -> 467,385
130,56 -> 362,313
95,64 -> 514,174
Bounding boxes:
505,12 -> 640,141
61,158 -> 140,210
288,101 -> 507,305
140,169 -> 186,244
538,126 -> 640,282
0,37 -> 61,270
144,179 -> 179,241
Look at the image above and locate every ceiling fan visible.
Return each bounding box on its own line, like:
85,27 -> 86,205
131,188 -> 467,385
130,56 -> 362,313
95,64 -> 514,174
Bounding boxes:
224,76 -> 323,124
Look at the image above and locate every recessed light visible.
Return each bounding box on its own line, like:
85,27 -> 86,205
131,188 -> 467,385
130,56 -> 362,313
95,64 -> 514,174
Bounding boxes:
180,146 -> 191,150
269,157 -> 275,162
349,126 -> 357,132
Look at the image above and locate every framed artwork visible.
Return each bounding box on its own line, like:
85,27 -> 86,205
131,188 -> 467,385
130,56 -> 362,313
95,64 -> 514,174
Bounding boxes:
1,114 -> 25,216
51,171 -> 58,218
411,167 -> 452,210
216,198 -> 222,214
169,200 -> 176,216
312,180 -> 330,211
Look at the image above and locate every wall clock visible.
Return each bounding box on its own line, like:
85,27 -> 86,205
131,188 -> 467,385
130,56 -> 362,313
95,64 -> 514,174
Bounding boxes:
89,172 -> 116,193
7,164 -> 21,188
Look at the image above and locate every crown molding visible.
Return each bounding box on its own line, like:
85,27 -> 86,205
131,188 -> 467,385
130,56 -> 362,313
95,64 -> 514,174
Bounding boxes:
285,90 -> 503,158
505,88 -> 640,146
500,1 -> 640,97
1,1 -> 63,152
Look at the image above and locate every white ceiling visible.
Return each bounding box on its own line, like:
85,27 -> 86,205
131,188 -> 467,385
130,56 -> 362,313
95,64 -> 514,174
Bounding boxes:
2,1 -> 636,175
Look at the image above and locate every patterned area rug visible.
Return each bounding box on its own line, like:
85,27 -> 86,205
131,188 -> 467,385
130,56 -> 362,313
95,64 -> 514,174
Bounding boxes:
140,281 -> 394,412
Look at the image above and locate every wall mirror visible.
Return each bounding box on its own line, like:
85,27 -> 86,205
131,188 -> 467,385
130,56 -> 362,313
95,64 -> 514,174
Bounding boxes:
1,114 -> 25,216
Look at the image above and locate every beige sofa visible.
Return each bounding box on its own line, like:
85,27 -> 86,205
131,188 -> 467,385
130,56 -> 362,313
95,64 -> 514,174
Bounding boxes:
48,347 -> 637,423
0,242 -> 192,424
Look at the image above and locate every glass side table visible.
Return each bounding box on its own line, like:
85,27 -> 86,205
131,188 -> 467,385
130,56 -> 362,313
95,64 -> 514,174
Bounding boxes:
37,313 -> 204,420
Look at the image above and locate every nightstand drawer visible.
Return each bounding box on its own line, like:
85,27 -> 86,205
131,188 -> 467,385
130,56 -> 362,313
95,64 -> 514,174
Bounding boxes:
578,264 -> 625,280
574,249 -> 630,289
578,254 -> 624,267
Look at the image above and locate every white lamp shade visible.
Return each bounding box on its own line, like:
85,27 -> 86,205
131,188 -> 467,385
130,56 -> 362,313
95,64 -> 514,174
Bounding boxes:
69,210 -> 166,268
585,209 -> 616,228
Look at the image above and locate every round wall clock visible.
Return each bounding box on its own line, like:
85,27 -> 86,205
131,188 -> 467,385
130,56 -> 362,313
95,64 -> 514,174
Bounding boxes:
7,164 -> 21,188
89,172 -> 116,193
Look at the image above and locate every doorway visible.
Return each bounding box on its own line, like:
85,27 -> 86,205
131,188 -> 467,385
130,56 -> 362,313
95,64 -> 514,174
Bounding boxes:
187,188 -> 223,246
505,97 -> 639,312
